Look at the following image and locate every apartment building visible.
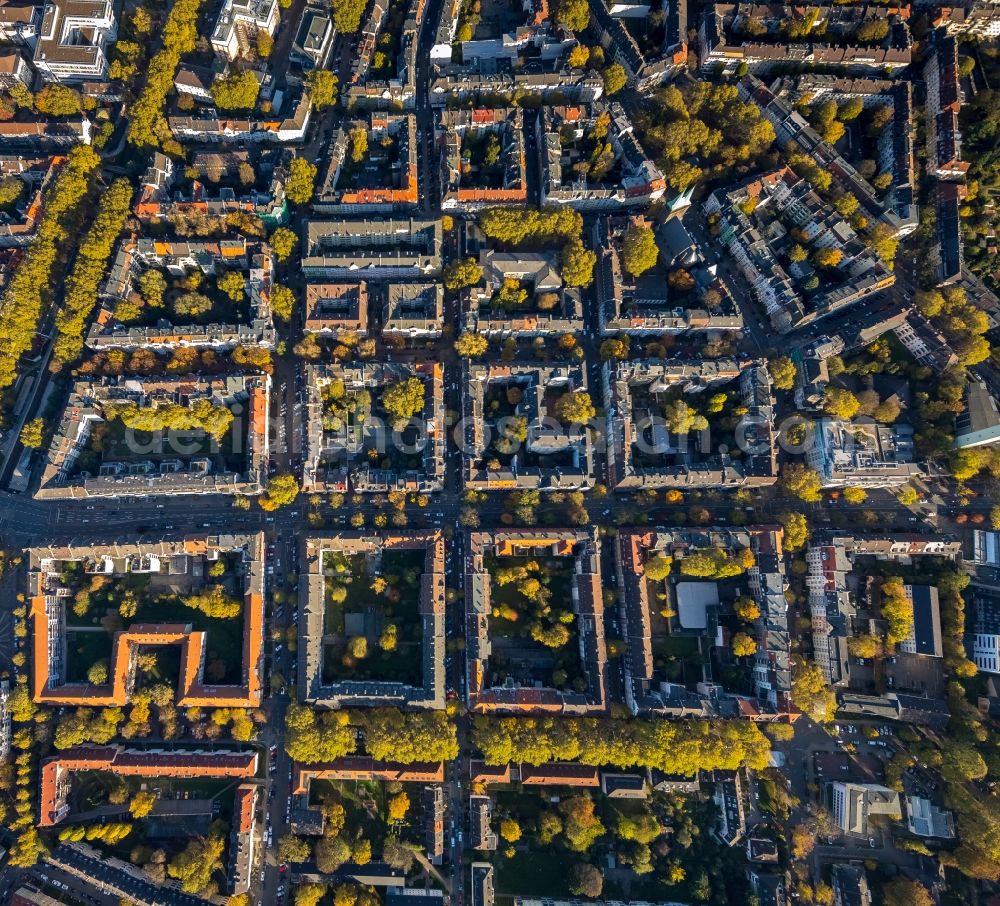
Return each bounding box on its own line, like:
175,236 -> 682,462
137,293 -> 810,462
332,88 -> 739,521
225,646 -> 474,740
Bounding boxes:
831,865 -> 872,906
465,529 -> 608,714
86,237 -> 277,351
298,532 -> 446,710
470,795 -> 498,851
346,0 -> 427,109
40,747 -> 259,826
587,0 -> 688,89
33,0 -> 116,82
302,218 -> 442,279
470,864 -> 495,906
805,419 -> 921,488
925,29 -> 969,181
774,75 -> 916,228
603,359 -> 778,490
291,2 -> 334,68
969,583 -> 1000,674
303,283 -> 369,336
594,216 -> 743,335
134,152 -> 288,228
0,48 -> 31,87
0,117 -> 91,145
383,283 -> 444,338
806,534 -> 962,685
740,75 -> 917,237
462,362 -> 596,491
437,107 -> 527,211
302,361 -> 445,493
461,249 -> 584,337
429,69 -> 604,107
0,0 -> 40,44
169,89 -> 312,143
705,167 -> 895,333
700,3 -> 911,76
892,310 -> 958,372
35,374 -> 270,499
538,102 -> 666,211
932,0 -> 1000,37
229,784 -> 259,895
210,0 -> 279,60
293,759 -> 446,796
28,534 -> 266,708
316,113 -> 419,213
829,781 -> 901,836
616,526 -> 795,720
0,680 -> 10,762
0,155 -> 63,248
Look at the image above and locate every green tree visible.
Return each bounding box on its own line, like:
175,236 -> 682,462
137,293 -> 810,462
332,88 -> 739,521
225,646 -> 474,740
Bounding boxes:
270,227 -> 297,262
210,70 -> 260,110
52,177 -> 132,363
0,145 -> 99,390
363,709 -> 458,762
305,68 -> 339,108
295,884 -> 329,906
454,331 -> 489,357
643,553 -> 672,581
382,377 -> 425,420
443,257 -> 483,291
332,0 -> 368,32
35,84 -> 82,116
129,791 -> 157,819
285,157 -> 317,206
768,356 -> 796,391
316,835 -> 351,872
271,285 -> 295,321
664,400 -> 708,434
278,835 -> 313,864
559,796 -> 606,851
778,511 -> 809,551
602,64 -> 627,96
173,292 -> 212,318
781,464 -> 822,503
350,126 -> 369,163
622,224 -> 658,276
284,704 -> 356,762
217,271 -> 246,301
260,473 -> 300,511
837,97 -> 864,122
139,270 -> 167,307
568,45 -> 590,69
791,662 -> 836,722
842,486 -> 867,505
880,576 -> 914,645
182,585 -> 241,619
561,239 -> 596,287
882,879 -> 933,906
167,836 -> 226,894
499,817 -> 521,842
554,391 -> 596,425
568,864 -> 603,898
0,176 -> 24,208
87,660 -> 109,684
834,193 -> 859,217
847,634 -> 881,659
19,418 -> 44,449
554,0 -> 590,31
127,0 -> 204,149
